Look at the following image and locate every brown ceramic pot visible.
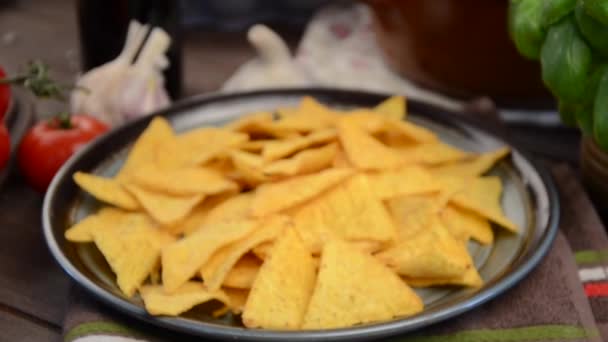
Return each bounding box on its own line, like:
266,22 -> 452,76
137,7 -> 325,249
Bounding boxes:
367,0 -> 552,108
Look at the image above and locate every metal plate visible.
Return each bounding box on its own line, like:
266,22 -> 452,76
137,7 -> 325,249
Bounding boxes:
43,88 -> 559,341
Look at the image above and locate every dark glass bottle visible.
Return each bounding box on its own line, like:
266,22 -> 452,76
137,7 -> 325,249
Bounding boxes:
76,0 -> 182,99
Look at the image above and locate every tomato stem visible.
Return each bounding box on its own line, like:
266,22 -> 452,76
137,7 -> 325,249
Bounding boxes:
55,112 -> 72,129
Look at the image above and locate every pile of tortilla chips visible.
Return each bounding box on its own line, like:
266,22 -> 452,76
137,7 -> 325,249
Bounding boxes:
66,96 -> 518,330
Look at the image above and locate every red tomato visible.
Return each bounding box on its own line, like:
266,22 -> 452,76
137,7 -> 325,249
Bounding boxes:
18,114 -> 108,193
0,66 -> 11,121
0,123 -> 10,170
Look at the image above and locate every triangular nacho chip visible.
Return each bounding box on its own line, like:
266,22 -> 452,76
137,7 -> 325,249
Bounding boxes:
161,218 -> 259,292
117,116 -> 174,180
293,175 -> 397,254
440,204 -> 494,245
130,166 -> 238,196
230,150 -> 270,186
374,96 -> 407,121
224,288 -> 249,314
262,128 -> 336,161
431,147 -> 510,177
404,266 -> 483,288
168,193 -> 236,236
271,97 -> 337,132
222,254 -> 262,289
451,176 -> 518,232
124,184 -> 204,225
375,218 -> 472,278
386,194 -> 441,240
74,172 -> 139,210
140,282 -> 229,316
251,168 -> 354,217
365,166 -> 440,200
302,239 -> 423,329
65,207 -> 126,242
243,228 -> 317,329
338,119 -> 404,170
93,222 -> 175,297
262,143 -> 337,177
201,215 -> 289,291
396,142 -> 469,165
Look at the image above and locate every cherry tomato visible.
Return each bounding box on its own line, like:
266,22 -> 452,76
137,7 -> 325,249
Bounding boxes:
0,66 -> 11,121
18,114 -> 108,193
0,124 -> 10,170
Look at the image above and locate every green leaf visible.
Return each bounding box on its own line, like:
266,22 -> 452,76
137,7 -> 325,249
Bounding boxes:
540,15 -> 592,103
509,0 -> 546,59
542,0 -> 577,27
582,0 -> 608,26
593,67 -> 608,150
576,2 -> 608,57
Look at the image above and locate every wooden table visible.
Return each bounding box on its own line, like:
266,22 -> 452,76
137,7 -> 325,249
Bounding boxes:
0,0 -> 590,341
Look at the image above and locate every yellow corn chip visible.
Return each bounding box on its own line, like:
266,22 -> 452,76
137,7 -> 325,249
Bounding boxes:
238,139 -> 275,152
271,96 -> 337,132
157,128 -> 248,169
228,111 -> 297,139
223,254 -> 262,289
349,240 -> 383,254
374,96 -> 407,121
117,116 -> 174,180
451,176 -> 518,232
431,147 -> 510,177
93,222 -> 174,297
382,119 -> 438,144
202,192 -> 254,227
227,111 -> 274,132
397,142 -> 469,165
130,166 -> 238,196
404,266 -> 483,288
124,184 -> 203,225
230,150 -> 269,186
387,194 -> 441,240
263,143 -> 338,177
140,282 -> 229,316
331,145 -> 352,168
168,193 -> 236,236
341,110 -> 387,133
74,172 -> 139,210
262,128 -> 337,161
293,175 -> 397,254
161,218 -> 259,292
338,119 -> 404,170
251,241 -> 274,260
251,168 -> 354,217
365,166 -> 440,200
224,288 -> 250,314
201,215 -> 289,291
243,228 -> 317,329
65,207 -> 125,242
440,204 -> 494,245
302,239 -> 423,329
375,218 -> 472,278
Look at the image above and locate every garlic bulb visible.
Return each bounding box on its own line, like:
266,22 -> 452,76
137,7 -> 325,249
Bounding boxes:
222,24 -> 311,92
71,20 -> 171,126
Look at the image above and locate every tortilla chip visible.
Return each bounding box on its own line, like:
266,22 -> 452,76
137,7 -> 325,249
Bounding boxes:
349,240 -> 383,254
440,204 -> 494,245
161,218 -> 259,292
338,119 -> 404,170
93,222 -> 174,297
168,193 -> 235,236
222,254 -> 262,289
227,111 -> 274,132
251,241 -> 274,260
238,139 -> 275,152
65,207 -> 126,242
396,142 -> 469,165
230,150 -> 269,186
293,175 -> 397,254
451,176 -> 518,232
263,143 -> 337,177
375,218 -> 472,278
340,110 -> 387,133
243,228 -> 317,329
386,194 -> 441,240
262,128 -> 337,161
130,166 -> 238,196
404,266 -> 483,288
431,147 -> 510,177
374,96 -> 406,121
157,127 -> 248,169
124,184 -> 203,225
271,97 -> 337,132
74,172 -> 139,210
331,145 -> 352,168
382,119 -> 438,144
365,166 -> 440,200
140,282 -> 230,316
201,215 -> 289,291
117,116 -> 174,180
224,288 -> 249,314
202,192 -> 254,227
251,168 -> 354,217
302,239 -> 423,329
